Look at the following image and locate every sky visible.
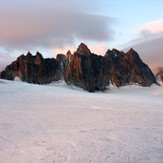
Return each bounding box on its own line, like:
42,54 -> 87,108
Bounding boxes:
0,0 -> 163,73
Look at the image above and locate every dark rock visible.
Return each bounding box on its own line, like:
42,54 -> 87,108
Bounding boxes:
65,43 -> 110,92
56,54 -> 68,74
64,43 -> 156,92
104,48 -> 156,87
76,42 -> 91,55
0,43 -> 157,92
0,52 -> 63,84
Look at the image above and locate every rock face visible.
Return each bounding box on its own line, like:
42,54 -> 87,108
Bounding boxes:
0,52 -> 63,84
0,43 -> 157,92
156,71 -> 163,85
104,48 -> 156,87
64,43 -> 156,92
56,54 -> 68,75
65,43 -> 107,92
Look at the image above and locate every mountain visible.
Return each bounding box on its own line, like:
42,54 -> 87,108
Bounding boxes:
65,43 -> 108,92
65,43 -> 156,92
0,52 -> 67,84
104,48 -> 156,87
0,43 -> 157,92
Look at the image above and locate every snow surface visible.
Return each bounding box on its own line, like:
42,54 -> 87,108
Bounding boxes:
0,79 -> 163,163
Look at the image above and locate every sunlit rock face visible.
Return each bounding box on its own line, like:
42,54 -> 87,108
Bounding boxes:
0,43 -> 157,92
64,43 -> 109,92
0,52 -> 63,84
64,43 -> 156,92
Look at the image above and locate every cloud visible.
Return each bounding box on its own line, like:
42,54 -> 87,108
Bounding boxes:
123,20 -> 163,74
0,52 -> 15,71
89,44 -> 108,55
0,1 -> 114,51
157,67 -> 163,72
51,43 -> 108,58
134,20 -> 163,37
50,45 -> 76,57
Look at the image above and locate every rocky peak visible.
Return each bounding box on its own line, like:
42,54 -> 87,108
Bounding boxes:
128,48 -> 135,53
36,51 -> 43,59
66,50 -> 72,57
0,44 -> 157,92
112,48 -> 121,55
156,71 -> 163,85
76,43 -> 91,55
17,54 -> 25,60
0,52 -> 63,84
105,49 -> 114,57
126,48 -> 144,67
35,52 -> 43,65
127,48 -> 140,60
65,44 -> 156,91
26,51 -> 32,58
105,48 -> 122,58
105,49 -> 112,55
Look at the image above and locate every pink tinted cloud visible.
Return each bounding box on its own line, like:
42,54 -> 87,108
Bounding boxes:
51,44 -> 108,57
122,20 -> 163,74
89,44 -> 108,55
123,34 -> 163,74
0,1 -> 113,50
134,20 -> 163,36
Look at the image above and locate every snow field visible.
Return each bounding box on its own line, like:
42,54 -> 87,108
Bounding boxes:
0,79 -> 163,163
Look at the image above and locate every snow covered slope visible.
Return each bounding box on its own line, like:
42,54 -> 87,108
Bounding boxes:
0,79 -> 163,163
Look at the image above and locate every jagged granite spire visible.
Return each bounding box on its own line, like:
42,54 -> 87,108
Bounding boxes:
76,43 -> 91,55
0,52 -> 63,84
0,43 -> 157,92
65,44 -> 157,91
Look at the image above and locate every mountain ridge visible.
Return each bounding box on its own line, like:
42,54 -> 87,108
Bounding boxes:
0,43 -> 157,92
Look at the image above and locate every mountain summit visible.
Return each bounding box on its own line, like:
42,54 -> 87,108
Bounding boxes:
64,43 -> 156,91
76,43 -> 91,55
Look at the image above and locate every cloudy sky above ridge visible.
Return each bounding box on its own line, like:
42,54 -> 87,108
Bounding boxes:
0,0 -> 163,73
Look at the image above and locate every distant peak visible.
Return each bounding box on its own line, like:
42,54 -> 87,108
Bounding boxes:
79,42 -> 87,47
112,48 -> 121,55
26,51 -> 32,57
128,48 -> 136,54
36,51 -> 43,59
126,48 -> 142,63
76,42 -> 91,55
105,48 -> 121,57
36,51 -> 41,55
66,50 -> 72,56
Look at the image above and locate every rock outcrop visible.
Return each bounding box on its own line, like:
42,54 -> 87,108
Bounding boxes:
56,54 -> 68,75
156,71 -> 163,85
0,43 -> 157,92
104,48 -> 156,87
64,43 -> 156,92
65,43 -> 107,92
0,52 -> 63,84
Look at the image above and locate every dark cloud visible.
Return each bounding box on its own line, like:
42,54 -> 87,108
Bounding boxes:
0,52 -> 15,71
123,34 -> 163,74
0,1 -> 114,50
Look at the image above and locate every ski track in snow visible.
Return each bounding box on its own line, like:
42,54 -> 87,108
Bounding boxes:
0,79 -> 163,162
